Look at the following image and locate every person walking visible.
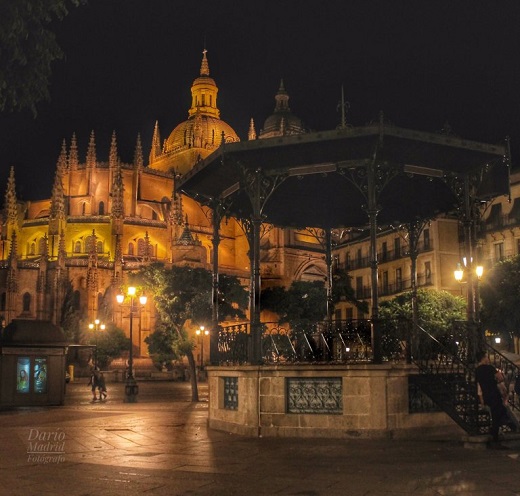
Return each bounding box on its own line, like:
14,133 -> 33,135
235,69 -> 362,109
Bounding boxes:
97,371 -> 108,400
475,351 -> 517,448
88,367 -> 100,401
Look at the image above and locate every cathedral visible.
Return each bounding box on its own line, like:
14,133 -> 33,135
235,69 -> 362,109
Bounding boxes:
0,50 -> 326,355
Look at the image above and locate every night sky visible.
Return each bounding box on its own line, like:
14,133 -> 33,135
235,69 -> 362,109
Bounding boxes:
1,0 -> 520,200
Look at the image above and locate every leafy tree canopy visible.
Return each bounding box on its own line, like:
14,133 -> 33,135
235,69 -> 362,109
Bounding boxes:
136,264 -> 248,400
331,267 -> 369,315
480,255 -> 520,336
0,0 -> 84,115
261,280 -> 327,324
84,324 -> 129,370
137,264 -> 248,357
379,288 -> 466,336
137,264 -> 248,329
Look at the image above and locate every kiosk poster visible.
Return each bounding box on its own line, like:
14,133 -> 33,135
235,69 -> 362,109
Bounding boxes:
34,358 -> 48,393
17,357 -> 30,393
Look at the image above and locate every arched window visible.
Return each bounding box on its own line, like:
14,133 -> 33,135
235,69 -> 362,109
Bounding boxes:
99,201 -> 105,215
82,203 -> 86,215
128,243 -> 134,256
74,241 -> 81,253
29,243 -> 36,256
23,293 -> 31,312
97,241 -> 103,254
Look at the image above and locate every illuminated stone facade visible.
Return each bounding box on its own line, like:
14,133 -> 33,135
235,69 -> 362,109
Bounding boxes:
0,51 -> 325,355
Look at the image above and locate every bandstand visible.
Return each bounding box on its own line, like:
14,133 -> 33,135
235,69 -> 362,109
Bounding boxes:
178,119 -> 512,438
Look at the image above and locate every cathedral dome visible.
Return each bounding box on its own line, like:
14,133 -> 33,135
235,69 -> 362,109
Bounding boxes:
164,114 -> 239,154
260,80 -> 306,138
162,49 -> 239,159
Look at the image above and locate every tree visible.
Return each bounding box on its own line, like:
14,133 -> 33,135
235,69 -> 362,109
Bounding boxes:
84,324 -> 130,370
137,264 -> 248,401
261,280 -> 327,325
378,289 -> 466,359
480,255 -> 520,350
331,267 -> 369,315
0,0 -> 84,115
261,272 -> 368,325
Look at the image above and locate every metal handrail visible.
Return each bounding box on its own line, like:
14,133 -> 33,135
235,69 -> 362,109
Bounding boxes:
484,342 -> 520,412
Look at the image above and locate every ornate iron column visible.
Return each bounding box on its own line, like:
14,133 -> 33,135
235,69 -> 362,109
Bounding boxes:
325,229 -> 334,322
366,158 -> 382,363
239,165 -> 286,364
396,218 -> 429,363
210,204 -> 221,365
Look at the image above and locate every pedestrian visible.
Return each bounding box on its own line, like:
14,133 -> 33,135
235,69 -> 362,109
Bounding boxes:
88,367 -> 100,401
97,371 -> 108,400
475,351 -> 518,448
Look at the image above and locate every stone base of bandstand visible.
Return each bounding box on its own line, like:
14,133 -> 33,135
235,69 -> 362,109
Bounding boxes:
206,363 -> 465,440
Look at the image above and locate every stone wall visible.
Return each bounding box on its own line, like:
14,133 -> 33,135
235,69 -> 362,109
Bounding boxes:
207,364 -> 464,439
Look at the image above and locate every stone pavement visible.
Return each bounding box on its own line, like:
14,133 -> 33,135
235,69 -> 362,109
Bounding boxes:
0,381 -> 519,496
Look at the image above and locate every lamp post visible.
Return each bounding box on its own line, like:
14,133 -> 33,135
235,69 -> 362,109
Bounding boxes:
88,319 -> 105,369
454,262 -> 484,324
195,325 -> 209,370
116,287 -> 147,403
454,263 -> 464,294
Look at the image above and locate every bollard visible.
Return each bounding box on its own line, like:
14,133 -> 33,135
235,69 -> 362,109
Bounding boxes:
124,377 -> 139,403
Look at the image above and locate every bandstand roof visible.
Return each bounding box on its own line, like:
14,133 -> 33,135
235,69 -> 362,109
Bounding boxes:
178,124 -> 509,229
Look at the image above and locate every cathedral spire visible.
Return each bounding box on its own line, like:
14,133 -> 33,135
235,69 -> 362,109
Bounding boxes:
57,229 -> 66,266
248,118 -> 257,141
274,79 -> 290,112
200,48 -> 210,76
134,133 -> 143,170
111,161 -> 124,220
49,149 -> 66,224
5,166 -> 17,224
189,50 -> 219,119
109,130 -> 118,169
57,139 -> 68,173
86,130 -> 97,168
169,176 -> 184,228
176,214 -> 201,246
9,230 -> 17,263
69,133 -> 79,170
149,121 -> 162,165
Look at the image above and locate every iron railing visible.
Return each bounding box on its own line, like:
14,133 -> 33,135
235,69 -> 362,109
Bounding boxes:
218,319 -> 396,365
216,318 -> 520,436
408,322 -> 488,435
485,342 -> 520,413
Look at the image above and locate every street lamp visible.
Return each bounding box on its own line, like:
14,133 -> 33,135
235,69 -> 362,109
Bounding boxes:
454,263 -> 464,286
453,262 -> 484,321
195,325 -> 209,370
116,286 -> 147,403
88,319 -> 105,369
